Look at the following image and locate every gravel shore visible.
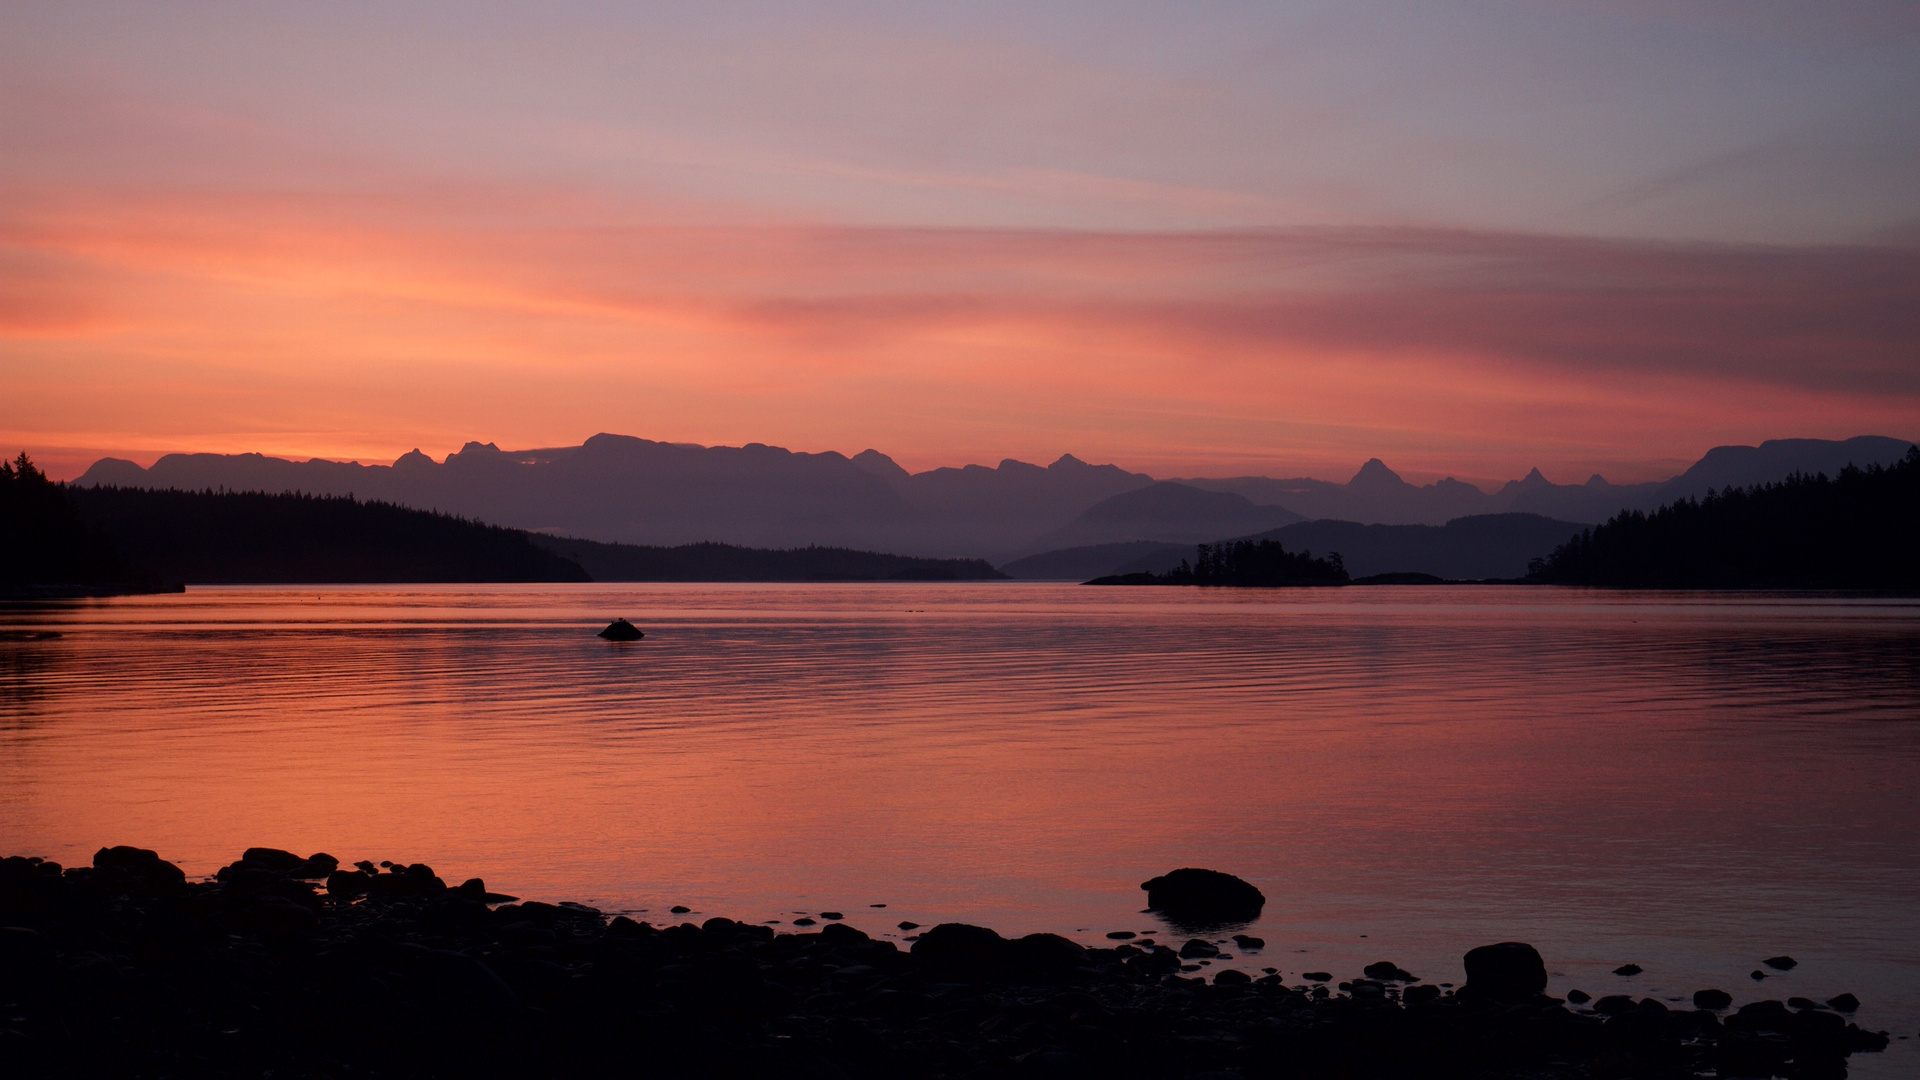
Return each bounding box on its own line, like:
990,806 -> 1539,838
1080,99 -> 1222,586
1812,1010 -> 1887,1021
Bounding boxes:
0,846 -> 1892,1078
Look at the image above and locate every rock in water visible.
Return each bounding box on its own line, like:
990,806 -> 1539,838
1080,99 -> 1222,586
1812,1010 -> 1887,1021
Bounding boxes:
1461,942 -> 1548,1000
598,619 -> 644,641
1139,868 -> 1265,925
1694,988 -> 1734,1010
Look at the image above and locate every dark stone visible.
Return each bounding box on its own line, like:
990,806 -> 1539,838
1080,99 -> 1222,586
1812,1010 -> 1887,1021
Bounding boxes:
1302,971 -> 1332,982
909,923 -> 1008,980
1593,994 -> 1637,1016
1403,984 -> 1441,1005
1231,934 -> 1264,950
1613,963 -> 1643,976
818,922 -> 870,946
240,847 -> 306,872
791,917 -> 815,926
1461,942 -> 1548,1000
1694,988 -> 1734,1010
1566,989 -> 1591,1004
1008,933 -> 1086,977
1106,930 -> 1136,939
1139,868 -> 1264,925
1751,969 -> 1768,980
325,868 -> 371,896
598,619 -> 644,641
819,911 -> 843,920
669,905 -> 690,914
897,921 -> 920,930
1178,939 -> 1220,959
1826,993 -> 1859,1012
1213,969 -> 1252,986
1788,997 -> 1821,1010
1729,1000 -> 1794,1032
90,846 -> 186,890
1363,961 -> 1416,982
1762,955 -> 1797,971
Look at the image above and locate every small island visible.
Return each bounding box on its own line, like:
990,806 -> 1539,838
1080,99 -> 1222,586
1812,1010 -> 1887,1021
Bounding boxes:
1087,539 -> 1349,587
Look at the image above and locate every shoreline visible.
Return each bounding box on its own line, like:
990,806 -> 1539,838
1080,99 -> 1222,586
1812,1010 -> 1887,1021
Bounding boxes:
1,847 -> 1895,1078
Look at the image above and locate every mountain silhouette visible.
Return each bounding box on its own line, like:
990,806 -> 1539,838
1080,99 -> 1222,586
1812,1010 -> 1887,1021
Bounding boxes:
76,434 -> 1913,559
1021,482 -> 1303,553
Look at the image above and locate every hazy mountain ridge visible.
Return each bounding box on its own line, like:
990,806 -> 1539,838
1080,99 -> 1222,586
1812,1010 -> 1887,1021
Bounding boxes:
77,434 -> 1914,560
1172,436 -> 1915,526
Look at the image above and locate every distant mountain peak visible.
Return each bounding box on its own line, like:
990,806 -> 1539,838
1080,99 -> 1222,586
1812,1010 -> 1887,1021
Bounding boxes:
1350,458 -> 1404,488
394,448 -> 436,469
1049,453 -> 1088,470
851,449 -> 910,483
457,441 -> 503,456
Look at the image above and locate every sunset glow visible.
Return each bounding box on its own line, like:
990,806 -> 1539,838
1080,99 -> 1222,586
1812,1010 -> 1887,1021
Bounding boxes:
4,3 -> 1917,482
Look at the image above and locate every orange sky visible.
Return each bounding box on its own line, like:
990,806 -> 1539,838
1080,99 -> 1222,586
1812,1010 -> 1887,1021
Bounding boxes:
3,4 -> 1917,485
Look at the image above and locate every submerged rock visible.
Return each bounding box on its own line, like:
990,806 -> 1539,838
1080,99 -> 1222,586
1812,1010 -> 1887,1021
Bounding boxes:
598,619 -> 644,641
1139,867 -> 1265,925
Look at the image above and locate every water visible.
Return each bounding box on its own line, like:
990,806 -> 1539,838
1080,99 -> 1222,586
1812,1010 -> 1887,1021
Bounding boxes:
4,584 -> 1918,1073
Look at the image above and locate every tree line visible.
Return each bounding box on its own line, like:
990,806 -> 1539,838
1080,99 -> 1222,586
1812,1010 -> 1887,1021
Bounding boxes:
0,454 -> 150,589
1529,446 -> 1919,589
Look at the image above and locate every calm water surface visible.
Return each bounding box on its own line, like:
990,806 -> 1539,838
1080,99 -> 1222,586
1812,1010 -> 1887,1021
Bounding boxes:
4,584 -> 1918,1072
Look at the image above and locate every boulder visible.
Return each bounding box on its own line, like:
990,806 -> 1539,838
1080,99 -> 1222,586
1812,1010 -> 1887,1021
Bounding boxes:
1363,961 -> 1417,982
1694,988 -> 1734,1010
1008,933 -> 1087,977
910,923 -> 1008,980
91,846 -> 186,891
598,619 -> 644,641
1460,942 -> 1547,1000
1139,868 -> 1264,925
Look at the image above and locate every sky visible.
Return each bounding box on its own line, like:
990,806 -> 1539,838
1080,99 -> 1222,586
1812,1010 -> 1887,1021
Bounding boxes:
2,1 -> 1917,485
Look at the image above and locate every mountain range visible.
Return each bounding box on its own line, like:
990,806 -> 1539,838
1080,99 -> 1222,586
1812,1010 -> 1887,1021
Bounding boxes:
77,434 -> 1914,564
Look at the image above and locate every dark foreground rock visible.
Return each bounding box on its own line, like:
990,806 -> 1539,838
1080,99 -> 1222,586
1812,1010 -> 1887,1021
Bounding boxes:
0,849 -> 1892,1079
1140,867 -> 1265,926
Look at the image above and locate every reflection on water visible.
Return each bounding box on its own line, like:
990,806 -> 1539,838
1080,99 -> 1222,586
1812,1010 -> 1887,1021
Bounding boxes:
3,584 -> 1918,1073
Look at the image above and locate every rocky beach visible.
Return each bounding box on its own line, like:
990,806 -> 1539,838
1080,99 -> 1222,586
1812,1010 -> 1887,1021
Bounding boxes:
0,846 -> 1894,1078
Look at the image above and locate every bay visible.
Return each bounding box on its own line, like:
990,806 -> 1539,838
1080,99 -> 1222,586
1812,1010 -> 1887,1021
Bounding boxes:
3,583 -> 1916,1074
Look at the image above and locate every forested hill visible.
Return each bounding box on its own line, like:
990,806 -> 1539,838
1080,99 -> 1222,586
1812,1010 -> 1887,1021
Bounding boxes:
1529,446 -> 1920,589
534,536 -> 1007,581
1,455 -> 159,593
52,484 -> 1006,584
67,487 -> 590,584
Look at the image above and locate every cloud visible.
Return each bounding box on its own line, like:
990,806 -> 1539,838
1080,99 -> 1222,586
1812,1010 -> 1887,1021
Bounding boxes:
1,185 -> 1914,479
